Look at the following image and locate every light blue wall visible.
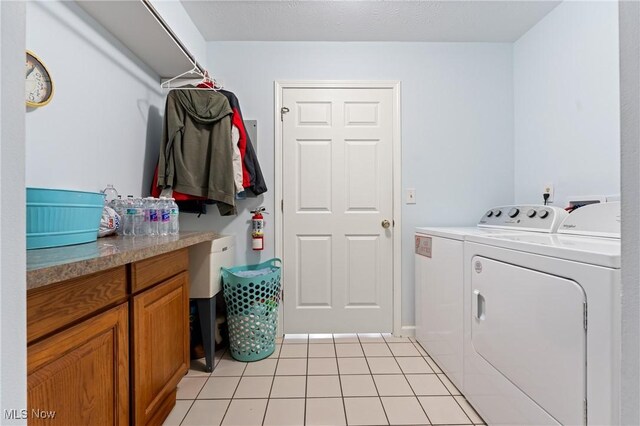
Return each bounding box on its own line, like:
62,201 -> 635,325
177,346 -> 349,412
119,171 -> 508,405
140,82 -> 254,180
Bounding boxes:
25,0 -> 206,197
25,1 -> 165,197
181,42 -> 515,328
514,1 -> 620,207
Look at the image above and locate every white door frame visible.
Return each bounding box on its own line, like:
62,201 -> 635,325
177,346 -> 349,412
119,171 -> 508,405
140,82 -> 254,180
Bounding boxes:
274,80 -> 403,336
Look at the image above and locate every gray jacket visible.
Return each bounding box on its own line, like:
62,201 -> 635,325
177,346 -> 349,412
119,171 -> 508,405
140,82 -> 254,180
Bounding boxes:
158,89 -> 235,215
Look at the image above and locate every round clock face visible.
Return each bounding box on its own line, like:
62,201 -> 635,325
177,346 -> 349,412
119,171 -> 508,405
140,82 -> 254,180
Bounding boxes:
25,51 -> 53,107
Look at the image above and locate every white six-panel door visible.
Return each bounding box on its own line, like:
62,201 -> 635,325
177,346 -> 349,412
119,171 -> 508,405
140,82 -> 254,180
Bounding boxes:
281,87 -> 395,333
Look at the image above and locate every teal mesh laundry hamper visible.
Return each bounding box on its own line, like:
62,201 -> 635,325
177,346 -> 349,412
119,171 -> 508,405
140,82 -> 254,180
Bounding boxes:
221,258 -> 282,362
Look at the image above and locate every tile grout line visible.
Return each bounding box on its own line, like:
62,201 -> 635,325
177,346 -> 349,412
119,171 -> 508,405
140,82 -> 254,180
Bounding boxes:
221,394 -> 444,399
178,366 -> 209,425
210,348 -> 233,425
179,336 -> 481,426
334,334 -> 349,426
261,341 -> 285,426
333,334 -> 350,426
218,348 -> 249,426
382,337 -> 432,425
177,398 -> 197,426
412,340 -> 476,425
302,340 -> 309,425
183,347 -> 228,424
360,334 -> 391,426
180,347 -> 231,426
452,394 -> 485,426
435,374 -> 477,424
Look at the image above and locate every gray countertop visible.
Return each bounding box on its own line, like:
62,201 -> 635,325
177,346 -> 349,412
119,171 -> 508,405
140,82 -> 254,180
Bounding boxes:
27,231 -> 220,290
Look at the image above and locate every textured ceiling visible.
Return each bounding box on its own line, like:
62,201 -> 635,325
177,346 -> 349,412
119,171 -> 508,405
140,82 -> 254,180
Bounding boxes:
181,0 -> 561,42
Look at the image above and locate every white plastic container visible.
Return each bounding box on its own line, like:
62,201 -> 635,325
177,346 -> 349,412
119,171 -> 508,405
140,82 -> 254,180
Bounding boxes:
109,195 -> 124,234
145,197 -> 159,236
133,197 -> 145,235
123,195 -> 136,236
189,235 -> 236,298
159,197 -> 170,236
169,198 -> 179,235
101,184 -> 118,204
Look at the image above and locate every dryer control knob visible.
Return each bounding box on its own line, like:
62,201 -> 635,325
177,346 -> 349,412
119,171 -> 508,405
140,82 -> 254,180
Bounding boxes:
527,209 -> 536,218
493,209 -> 502,217
538,209 -> 550,219
508,208 -> 520,218
486,210 -> 494,218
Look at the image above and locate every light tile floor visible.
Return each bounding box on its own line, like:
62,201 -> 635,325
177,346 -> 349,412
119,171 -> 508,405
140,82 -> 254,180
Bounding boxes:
164,334 -> 485,426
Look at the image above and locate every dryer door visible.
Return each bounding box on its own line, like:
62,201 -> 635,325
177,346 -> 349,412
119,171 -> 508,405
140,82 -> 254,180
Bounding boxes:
471,256 -> 586,426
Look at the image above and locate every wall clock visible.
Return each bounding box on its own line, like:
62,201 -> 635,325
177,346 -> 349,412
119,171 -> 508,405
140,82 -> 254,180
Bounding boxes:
25,51 -> 54,107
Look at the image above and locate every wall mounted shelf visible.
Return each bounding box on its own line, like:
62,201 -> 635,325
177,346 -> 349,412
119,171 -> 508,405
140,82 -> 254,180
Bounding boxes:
76,0 -> 204,78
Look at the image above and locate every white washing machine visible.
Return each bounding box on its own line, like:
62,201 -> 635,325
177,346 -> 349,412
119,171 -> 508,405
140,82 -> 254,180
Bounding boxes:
415,205 -> 568,391
463,202 -> 621,426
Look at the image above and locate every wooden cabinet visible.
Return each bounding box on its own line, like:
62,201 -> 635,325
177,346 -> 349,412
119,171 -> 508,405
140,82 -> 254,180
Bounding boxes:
132,272 -> 189,426
131,249 -> 189,293
27,247 -> 191,426
27,303 -> 129,426
27,267 -> 127,344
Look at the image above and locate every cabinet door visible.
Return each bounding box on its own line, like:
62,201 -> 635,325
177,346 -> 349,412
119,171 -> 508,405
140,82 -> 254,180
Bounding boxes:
132,272 -> 189,426
27,303 -> 129,426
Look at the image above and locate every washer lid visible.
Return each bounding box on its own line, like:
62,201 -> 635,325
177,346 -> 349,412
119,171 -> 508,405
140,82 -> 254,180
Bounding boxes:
415,227 -> 531,241
466,233 -> 620,268
559,201 -> 620,238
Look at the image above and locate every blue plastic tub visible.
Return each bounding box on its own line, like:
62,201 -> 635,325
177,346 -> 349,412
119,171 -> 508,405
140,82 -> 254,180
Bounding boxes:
27,188 -> 104,250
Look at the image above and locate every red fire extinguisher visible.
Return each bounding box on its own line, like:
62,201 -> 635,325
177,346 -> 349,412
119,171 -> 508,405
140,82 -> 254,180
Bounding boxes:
251,207 -> 266,251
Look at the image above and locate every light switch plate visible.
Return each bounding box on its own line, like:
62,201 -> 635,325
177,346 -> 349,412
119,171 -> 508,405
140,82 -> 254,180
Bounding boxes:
406,188 -> 416,204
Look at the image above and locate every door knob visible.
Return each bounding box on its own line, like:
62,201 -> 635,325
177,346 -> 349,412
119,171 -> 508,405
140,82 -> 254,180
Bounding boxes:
381,220 -> 391,229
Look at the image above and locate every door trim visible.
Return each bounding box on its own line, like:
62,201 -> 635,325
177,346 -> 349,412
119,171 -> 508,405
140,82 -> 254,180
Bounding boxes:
274,80 -> 403,336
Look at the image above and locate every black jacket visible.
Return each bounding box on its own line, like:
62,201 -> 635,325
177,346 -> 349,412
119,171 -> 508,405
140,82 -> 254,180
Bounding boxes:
219,90 -> 267,195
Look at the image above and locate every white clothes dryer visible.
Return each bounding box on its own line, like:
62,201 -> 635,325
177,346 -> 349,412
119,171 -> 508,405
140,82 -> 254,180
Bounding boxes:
463,202 -> 621,426
415,205 -> 568,391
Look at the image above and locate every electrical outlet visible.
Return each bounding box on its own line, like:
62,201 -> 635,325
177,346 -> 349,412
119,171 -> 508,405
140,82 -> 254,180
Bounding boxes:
406,188 -> 416,204
543,183 -> 554,204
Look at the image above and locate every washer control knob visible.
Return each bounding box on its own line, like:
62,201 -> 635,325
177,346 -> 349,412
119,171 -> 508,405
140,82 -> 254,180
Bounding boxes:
508,208 -> 520,218
538,209 -> 550,219
486,210 -> 494,218
493,209 -> 502,217
527,209 -> 536,218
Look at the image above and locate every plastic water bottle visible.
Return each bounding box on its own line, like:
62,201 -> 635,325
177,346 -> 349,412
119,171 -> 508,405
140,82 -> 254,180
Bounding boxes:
159,197 -> 170,236
109,195 -> 124,234
101,184 -> 118,204
169,198 -> 179,235
123,195 -> 136,236
133,197 -> 146,235
109,195 -> 122,217
142,197 -> 151,235
146,197 -> 159,236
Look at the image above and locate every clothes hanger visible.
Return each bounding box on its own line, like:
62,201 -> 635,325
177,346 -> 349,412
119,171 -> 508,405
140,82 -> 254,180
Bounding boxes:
161,63 -> 200,89
197,71 -> 224,92
160,62 -> 218,91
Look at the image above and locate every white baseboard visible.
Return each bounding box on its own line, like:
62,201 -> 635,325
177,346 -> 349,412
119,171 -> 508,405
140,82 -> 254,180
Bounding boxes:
276,323 -> 416,337
399,325 -> 416,337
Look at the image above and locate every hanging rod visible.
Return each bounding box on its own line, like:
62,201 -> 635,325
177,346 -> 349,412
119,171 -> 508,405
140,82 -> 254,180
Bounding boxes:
140,0 -> 206,75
